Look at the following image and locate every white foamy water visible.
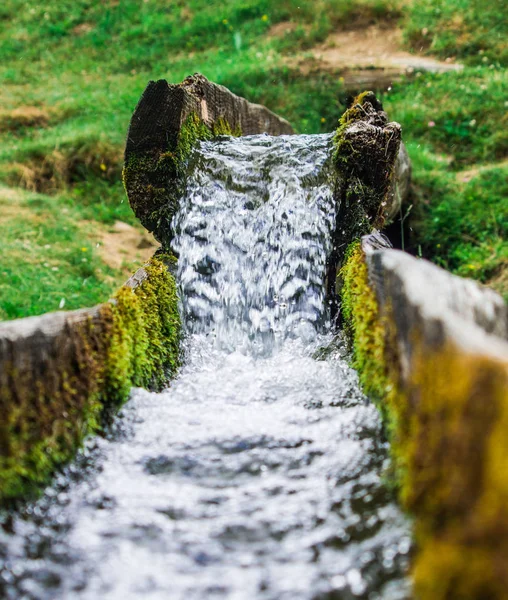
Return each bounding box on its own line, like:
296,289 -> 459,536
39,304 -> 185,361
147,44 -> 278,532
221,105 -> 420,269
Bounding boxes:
0,134 -> 411,600
172,134 -> 336,352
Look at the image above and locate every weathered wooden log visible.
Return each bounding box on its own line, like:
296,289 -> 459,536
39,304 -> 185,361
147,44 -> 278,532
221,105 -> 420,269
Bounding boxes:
0,257 -> 180,503
123,74 -> 293,246
326,91 -> 407,317
340,232 -> 508,600
125,74 -> 293,158
332,91 -> 409,236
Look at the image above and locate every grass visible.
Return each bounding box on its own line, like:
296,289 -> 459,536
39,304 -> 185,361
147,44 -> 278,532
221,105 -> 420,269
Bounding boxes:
394,145 -> 507,286
403,0 -> 507,66
383,65 -> 508,297
0,0 -> 506,318
0,185 -> 130,319
387,0 -> 507,298
384,68 -> 507,166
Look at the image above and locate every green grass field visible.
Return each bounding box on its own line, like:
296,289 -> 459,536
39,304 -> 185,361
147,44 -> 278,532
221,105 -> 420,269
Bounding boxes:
0,0 -> 506,319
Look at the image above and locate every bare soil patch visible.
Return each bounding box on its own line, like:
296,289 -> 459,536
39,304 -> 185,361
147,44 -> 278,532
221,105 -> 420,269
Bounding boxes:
456,160 -> 508,184
5,142 -> 122,193
93,220 -> 159,272
290,24 -> 462,89
71,23 -> 94,36
0,185 -> 25,205
267,21 -> 300,39
0,106 -> 50,132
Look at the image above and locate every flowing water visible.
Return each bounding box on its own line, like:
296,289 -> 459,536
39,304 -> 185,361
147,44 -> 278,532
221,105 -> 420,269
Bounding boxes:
0,134 -> 412,599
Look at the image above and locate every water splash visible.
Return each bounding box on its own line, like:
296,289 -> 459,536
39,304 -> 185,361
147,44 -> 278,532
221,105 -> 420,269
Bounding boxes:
0,133 -> 412,600
172,134 -> 335,353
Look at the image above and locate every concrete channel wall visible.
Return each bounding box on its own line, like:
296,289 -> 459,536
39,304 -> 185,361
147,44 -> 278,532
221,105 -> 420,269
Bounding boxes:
0,258 -> 181,502
341,231 -> 508,599
0,77 -> 294,504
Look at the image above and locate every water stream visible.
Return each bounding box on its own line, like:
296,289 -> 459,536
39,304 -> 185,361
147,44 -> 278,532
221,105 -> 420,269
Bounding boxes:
0,133 -> 411,599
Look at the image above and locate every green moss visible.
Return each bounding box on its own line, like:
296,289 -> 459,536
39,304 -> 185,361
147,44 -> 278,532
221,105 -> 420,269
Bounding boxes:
175,113 -> 214,167
0,398 -> 101,501
332,93 -> 401,263
339,241 -> 400,425
104,288 -> 150,405
104,257 -> 180,405
174,113 -> 241,164
334,91 -> 384,135
340,241 -> 508,599
0,256 -> 181,504
123,112 -> 242,248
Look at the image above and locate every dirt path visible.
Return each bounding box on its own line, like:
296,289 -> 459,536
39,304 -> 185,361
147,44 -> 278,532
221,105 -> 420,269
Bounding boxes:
276,24 -> 462,90
93,220 -> 158,273
456,159 -> 508,184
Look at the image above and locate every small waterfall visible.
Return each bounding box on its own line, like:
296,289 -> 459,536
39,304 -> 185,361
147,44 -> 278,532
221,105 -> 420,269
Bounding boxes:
173,133 -> 335,353
0,133 -> 412,600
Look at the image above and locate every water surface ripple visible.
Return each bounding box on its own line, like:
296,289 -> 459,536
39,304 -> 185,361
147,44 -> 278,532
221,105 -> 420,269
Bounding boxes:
0,134 -> 411,599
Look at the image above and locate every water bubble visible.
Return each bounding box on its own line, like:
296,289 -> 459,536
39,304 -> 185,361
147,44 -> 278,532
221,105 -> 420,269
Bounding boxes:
346,569 -> 366,596
331,574 -> 347,589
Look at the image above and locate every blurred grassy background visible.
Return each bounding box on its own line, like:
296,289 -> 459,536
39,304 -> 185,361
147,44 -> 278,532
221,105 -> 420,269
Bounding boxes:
0,0 -> 506,319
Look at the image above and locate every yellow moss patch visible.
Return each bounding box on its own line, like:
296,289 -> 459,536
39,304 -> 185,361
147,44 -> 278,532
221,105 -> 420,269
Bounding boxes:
339,242 -> 397,415
340,241 -> 508,599
406,343 -> 508,599
0,256 -> 181,504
